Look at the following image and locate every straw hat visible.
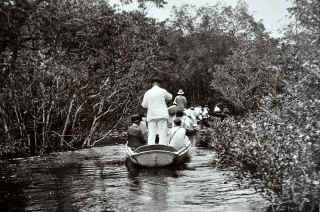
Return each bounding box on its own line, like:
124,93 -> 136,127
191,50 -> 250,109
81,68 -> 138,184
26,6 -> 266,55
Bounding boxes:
177,89 -> 184,95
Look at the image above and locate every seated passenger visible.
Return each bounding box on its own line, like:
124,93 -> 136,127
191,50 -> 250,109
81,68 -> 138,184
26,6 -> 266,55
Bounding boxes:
202,105 -> 210,119
184,108 -> 198,128
127,114 -> 147,149
168,119 -> 190,150
175,110 -> 193,130
199,105 -> 210,128
193,106 -> 203,119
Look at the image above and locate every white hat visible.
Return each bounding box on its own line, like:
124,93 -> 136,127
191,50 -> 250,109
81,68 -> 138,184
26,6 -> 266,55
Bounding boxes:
177,89 -> 184,95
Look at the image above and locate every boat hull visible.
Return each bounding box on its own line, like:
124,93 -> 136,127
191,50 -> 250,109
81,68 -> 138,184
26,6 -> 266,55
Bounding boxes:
125,143 -> 192,168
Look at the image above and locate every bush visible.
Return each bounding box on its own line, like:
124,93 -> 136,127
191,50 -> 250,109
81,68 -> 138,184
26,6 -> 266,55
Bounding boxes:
205,82 -> 320,211
0,0 -> 171,156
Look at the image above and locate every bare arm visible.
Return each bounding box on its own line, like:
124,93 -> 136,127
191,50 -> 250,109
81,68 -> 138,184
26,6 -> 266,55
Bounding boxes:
165,91 -> 172,101
173,96 -> 177,104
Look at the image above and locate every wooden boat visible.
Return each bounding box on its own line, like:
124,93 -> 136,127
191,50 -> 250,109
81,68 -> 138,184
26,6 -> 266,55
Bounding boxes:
125,140 -> 192,168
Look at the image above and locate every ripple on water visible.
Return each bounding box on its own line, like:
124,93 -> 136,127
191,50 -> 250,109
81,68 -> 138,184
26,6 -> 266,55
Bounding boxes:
0,145 -> 267,212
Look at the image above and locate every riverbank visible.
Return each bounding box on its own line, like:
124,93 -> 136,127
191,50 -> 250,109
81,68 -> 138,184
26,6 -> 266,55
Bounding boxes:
202,99 -> 320,212
0,130 -> 128,160
1,105 -> 318,212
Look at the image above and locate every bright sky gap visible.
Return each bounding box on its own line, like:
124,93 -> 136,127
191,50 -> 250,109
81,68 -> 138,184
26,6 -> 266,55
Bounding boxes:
108,0 -> 293,37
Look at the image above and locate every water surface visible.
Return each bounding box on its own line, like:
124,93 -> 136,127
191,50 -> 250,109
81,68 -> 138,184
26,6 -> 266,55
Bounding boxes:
0,144 -> 267,212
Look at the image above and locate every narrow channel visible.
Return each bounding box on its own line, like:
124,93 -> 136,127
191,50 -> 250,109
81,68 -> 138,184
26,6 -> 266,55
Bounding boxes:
0,144 -> 267,212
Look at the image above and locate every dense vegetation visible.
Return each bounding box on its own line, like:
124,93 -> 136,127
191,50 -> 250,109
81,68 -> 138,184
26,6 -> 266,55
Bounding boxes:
200,0 -> 320,211
1,0 -> 171,155
0,0 -> 276,156
0,0 -> 319,211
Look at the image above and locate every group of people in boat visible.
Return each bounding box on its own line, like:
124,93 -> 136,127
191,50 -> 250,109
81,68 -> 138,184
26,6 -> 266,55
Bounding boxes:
127,76 -> 209,151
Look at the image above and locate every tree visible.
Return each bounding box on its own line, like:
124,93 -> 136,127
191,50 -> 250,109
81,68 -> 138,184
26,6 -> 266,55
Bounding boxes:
286,0 -> 320,79
165,2 -> 279,113
0,0 -> 171,156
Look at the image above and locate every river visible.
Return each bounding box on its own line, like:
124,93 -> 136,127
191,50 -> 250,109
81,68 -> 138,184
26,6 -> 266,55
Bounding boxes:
0,144 -> 268,212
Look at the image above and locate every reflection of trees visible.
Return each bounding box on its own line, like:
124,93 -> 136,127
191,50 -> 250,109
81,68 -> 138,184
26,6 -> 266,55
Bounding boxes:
127,168 -> 178,212
49,162 -> 82,212
49,157 -> 110,212
1,148 -> 130,212
0,181 -> 28,212
0,161 -> 29,212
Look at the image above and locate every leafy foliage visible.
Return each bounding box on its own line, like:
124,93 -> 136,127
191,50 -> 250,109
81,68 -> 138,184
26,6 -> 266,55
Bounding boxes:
0,1 -> 286,156
202,40 -> 320,212
286,0 -> 320,80
163,3 -> 280,113
118,0 -> 167,8
197,2 -> 320,210
0,0 -> 169,155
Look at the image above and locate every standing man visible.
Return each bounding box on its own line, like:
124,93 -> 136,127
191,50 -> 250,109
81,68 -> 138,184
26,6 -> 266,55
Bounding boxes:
141,76 -> 172,145
173,89 -> 187,111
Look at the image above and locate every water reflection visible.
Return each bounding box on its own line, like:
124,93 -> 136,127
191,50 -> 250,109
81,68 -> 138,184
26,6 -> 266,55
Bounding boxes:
0,145 -> 267,212
127,168 -> 180,212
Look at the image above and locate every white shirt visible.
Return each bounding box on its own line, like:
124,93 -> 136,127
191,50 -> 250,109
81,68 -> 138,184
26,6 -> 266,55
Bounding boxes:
168,127 -> 190,150
202,107 -> 209,118
175,115 -> 193,129
193,107 -> 202,119
184,110 -> 197,127
141,85 -> 172,122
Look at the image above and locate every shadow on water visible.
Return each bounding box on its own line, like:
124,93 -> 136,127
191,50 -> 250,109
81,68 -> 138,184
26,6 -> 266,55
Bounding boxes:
49,163 -> 82,212
0,145 -> 268,212
0,179 -> 29,212
124,160 -> 188,212
0,160 -> 30,212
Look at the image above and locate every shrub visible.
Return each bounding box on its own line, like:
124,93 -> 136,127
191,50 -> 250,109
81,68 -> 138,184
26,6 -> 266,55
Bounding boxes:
205,84 -> 320,211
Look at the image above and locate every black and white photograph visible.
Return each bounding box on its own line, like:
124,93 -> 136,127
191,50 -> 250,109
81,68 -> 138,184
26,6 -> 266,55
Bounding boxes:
0,0 -> 319,211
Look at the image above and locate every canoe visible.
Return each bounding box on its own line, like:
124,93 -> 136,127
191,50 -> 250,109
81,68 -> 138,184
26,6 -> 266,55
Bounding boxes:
125,140 -> 192,168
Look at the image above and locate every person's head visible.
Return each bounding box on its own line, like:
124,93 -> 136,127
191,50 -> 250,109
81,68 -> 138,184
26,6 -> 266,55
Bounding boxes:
223,107 -> 230,113
216,102 -> 223,107
130,114 -> 141,124
150,76 -> 162,86
173,118 -> 182,127
175,110 -> 184,117
177,89 -> 184,95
